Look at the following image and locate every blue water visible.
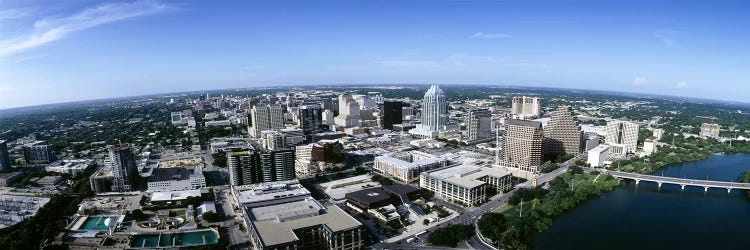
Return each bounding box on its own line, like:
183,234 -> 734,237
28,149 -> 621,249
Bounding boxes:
533,153 -> 750,250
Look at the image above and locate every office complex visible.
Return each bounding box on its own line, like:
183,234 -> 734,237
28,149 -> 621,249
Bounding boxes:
373,151 -> 448,183
381,101 -> 404,130
228,149 -> 295,186
511,96 -> 542,119
700,123 -> 721,139
0,140 -> 10,170
465,108 -> 492,141
108,144 -> 138,192
232,180 -> 365,250
420,165 -> 512,207
587,144 -> 610,167
502,119 -> 544,173
146,167 -> 206,192
261,130 -> 287,150
605,120 -> 640,153
409,84 -> 448,138
334,93 -> 361,127
544,106 -> 582,156
250,104 -> 284,138
298,104 -> 322,135
21,141 -> 56,165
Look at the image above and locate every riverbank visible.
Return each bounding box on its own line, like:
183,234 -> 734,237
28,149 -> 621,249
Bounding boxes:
480,138 -> 750,249
533,153 -> 750,250
477,167 -> 620,249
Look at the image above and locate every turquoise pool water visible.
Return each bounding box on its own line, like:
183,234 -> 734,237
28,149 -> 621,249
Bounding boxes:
129,229 -> 219,248
80,216 -> 113,231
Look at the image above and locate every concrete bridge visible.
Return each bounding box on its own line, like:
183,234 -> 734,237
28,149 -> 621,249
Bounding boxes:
603,169 -> 750,193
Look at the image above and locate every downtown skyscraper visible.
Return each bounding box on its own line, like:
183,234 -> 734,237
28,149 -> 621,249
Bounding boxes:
108,144 -> 138,192
250,104 -> 284,138
502,119 -> 544,173
544,106 -> 583,157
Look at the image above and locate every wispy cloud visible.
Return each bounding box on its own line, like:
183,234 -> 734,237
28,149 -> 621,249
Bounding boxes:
0,0 -> 174,58
653,30 -> 681,49
471,32 -> 513,39
0,8 -> 35,20
632,76 -> 649,86
675,81 -> 688,89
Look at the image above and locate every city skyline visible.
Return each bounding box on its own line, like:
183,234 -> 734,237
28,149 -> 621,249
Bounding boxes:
1,0 -> 749,109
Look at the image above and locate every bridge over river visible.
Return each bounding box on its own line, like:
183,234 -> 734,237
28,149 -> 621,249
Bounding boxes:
602,169 -> 750,193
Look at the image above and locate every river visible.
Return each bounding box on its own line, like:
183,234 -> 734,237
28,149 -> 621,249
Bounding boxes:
532,153 -> 750,250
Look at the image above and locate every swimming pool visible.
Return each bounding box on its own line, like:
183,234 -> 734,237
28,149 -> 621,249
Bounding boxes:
129,229 -> 220,248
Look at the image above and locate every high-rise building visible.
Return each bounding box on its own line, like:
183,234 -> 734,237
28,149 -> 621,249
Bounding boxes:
0,140 -> 10,170
334,93 -> 361,127
321,109 -> 335,126
108,144 -> 138,192
502,119 -> 543,173
228,151 -> 262,186
465,109 -> 492,141
409,85 -> 448,138
543,106 -> 582,156
261,130 -> 287,150
21,141 -> 56,165
700,123 -> 721,139
511,96 -> 542,119
381,101 -> 404,130
605,120 -> 639,153
228,149 -> 295,186
297,105 -> 322,134
250,104 -> 284,138
421,85 -> 447,131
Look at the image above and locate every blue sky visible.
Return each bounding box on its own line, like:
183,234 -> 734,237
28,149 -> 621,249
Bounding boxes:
0,0 -> 748,109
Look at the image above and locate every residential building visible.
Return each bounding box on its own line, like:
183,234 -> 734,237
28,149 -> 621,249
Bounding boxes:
108,144 -> 138,192
227,149 -> 295,186
587,144 -> 610,167
605,120 -> 639,153
373,151 -> 448,183
643,139 -> 657,154
465,108 -> 492,141
700,123 -> 721,139
0,140 -> 10,170
502,119 -> 544,173
89,169 -> 114,194
261,130 -> 287,150
544,106 -> 582,156
22,141 -> 56,165
511,96 -> 542,119
381,101 -> 404,130
250,104 -> 284,138
420,165 -> 512,207
146,167 -> 206,192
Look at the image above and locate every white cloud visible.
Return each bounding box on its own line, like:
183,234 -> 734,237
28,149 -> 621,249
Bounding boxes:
471,32 -> 513,39
675,81 -> 688,89
0,0 -> 174,58
653,30 -> 680,49
632,76 -> 649,85
0,8 -> 35,20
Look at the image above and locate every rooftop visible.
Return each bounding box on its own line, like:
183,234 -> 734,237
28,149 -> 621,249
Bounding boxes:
232,180 -> 309,205
344,187 -> 391,205
505,119 -> 543,128
148,167 -> 199,182
423,165 -> 512,189
151,189 -> 201,202
250,202 -> 361,247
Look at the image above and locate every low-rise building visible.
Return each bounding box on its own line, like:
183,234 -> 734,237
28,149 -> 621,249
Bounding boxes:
0,172 -> 24,187
147,167 -> 206,192
587,144 -> 610,168
373,151 -> 448,183
420,165 -> 512,207
46,159 -> 93,176
700,123 -> 721,139
232,180 -> 365,250
36,175 -> 64,187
